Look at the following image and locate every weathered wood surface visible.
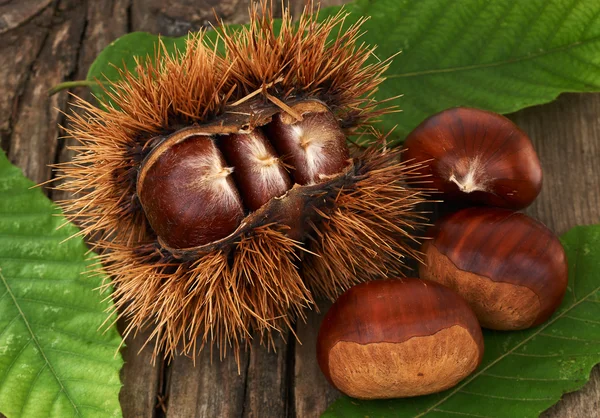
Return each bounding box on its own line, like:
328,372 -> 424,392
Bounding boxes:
1,0 -> 599,417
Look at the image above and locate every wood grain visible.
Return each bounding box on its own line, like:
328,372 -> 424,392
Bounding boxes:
242,336 -> 290,418
166,349 -> 248,418
1,0 -> 599,416
293,301 -> 341,418
119,325 -> 164,418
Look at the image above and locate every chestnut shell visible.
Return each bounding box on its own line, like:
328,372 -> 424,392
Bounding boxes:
402,107 -> 543,209
420,207 -> 568,330
317,278 -> 484,399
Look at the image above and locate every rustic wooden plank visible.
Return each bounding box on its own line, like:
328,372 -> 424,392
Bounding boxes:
510,93 -> 600,417
0,0 -> 52,138
130,0 -> 259,37
292,301 -> 340,418
0,0 -> 53,35
166,350 -> 248,418
165,335 -> 290,418
0,2 -> 54,177
119,325 -> 164,418
53,0 -> 130,201
242,335 -> 290,418
6,0 -> 87,185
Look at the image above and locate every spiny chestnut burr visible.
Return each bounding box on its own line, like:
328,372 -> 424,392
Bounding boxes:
54,4 -> 428,363
317,279 -> 484,399
420,207 -> 568,330
402,107 -> 543,209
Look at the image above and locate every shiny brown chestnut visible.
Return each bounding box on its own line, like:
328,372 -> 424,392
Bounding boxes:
317,278 -> 484,399
137,134 -> 245,249
420,207 -> 568,330
402,107 -> 543,209
264,101 -> 350,185
219,130 -> 292,211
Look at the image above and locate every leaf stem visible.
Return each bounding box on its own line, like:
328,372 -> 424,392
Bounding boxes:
48,80 -> 104,96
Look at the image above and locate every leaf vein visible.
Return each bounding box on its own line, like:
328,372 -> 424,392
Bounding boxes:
413,280 -> 600,417
481,372 -> 577,382
387,33 -> 600,79
564,314 -> 600,325
431,409 -> 493,418
538,333 -> 600,342
17,363 -> 49,416
460,389 -> 554,401
0,269 -> 81,416
513,352 -> 600,358
0,312 -> 22,340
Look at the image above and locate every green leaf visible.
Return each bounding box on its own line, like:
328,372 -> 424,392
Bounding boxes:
85,0 -> 600,143
86,32 -> 187,105
318,0 -> 600,141
0,150 -> 123,418
322,224 -> 600,418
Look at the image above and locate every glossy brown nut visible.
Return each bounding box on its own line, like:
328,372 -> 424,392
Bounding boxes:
420,207 -> 568,330
317,278 -> 484,399
138,135 -> 244,249
219,130 -> 292,211
264,101 -> 350,185
402,107 -> 543,209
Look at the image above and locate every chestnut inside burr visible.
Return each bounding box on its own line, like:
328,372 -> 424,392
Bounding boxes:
137,101 -> 351,249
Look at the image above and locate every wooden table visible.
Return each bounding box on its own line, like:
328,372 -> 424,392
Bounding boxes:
1,0 -> 599,417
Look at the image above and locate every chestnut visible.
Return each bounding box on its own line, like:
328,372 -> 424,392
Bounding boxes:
137,134 -> 245,249
264,101 -> 350,185
219,130 -> 292,211
420,207 -> 568,330
317,278 -> 484,399
402,107 -> 542,209
136,100 -> 351,250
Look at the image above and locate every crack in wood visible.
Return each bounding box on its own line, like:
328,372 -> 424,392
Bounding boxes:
2,1 -> 57,164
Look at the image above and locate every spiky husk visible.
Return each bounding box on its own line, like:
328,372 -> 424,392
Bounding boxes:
55,3 -> 427,362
